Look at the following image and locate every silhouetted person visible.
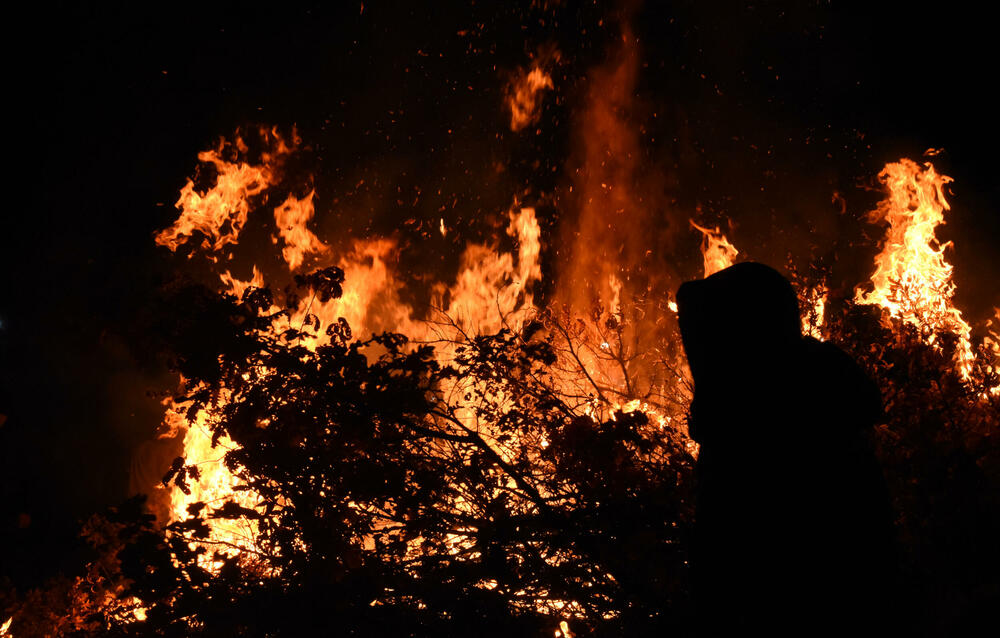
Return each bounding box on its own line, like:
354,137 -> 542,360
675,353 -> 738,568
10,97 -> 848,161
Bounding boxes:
677,262 -> 895,636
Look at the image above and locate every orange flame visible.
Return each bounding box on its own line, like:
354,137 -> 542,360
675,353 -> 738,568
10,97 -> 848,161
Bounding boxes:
854,159 -> 975,376
801,284 -> 828,340
690,220 -> 738,278
508,65 -> 554,132
986,310 -> 1000,387
156,129 -> 294,255
157,129 -> 546,563
437,207 -> 541,333
139,47 -> 997,630
273,190 -> 328,271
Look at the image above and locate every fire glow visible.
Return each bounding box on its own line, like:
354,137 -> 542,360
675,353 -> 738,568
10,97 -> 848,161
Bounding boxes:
146,128 -> 998,629
507,59 -> 556,132
5,6 -> 1000,637
135,33 -> 996,636
854,159 -> 983,379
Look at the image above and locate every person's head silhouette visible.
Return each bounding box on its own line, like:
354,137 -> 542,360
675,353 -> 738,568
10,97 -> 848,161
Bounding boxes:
676,262 -> 801,392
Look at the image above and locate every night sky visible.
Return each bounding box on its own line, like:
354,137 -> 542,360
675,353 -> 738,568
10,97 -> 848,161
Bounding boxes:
3,1 -> 998,588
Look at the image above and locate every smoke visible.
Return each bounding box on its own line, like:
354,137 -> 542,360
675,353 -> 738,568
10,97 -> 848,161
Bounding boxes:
557,16 -> 685,312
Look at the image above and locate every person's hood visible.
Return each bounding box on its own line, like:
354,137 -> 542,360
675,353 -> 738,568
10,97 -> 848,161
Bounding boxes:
676,262 -> 880,445
677,262 -> 801,390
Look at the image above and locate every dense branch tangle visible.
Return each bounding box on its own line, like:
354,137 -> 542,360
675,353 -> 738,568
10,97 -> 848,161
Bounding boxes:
157,275 -> 697,630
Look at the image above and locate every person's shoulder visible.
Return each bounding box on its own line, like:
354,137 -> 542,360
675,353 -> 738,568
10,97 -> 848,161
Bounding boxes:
801,337 -> 866,379
802,335 -> 850,360
800,336 -> 882,426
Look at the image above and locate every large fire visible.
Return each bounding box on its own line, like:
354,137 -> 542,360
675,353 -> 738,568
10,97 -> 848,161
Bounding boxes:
6,105 -> 996,638
4,7 -> 999,638
854,159 -> 996,384
15,23 -> 989,638
146,130 -> 997,631
153,129 -> 549,571
137,91 -> 1000,631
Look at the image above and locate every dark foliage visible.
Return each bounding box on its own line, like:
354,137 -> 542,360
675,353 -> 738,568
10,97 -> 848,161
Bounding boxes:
830,303 -> 1000,635
6,274 -> 694,637
3,270 -> 997,637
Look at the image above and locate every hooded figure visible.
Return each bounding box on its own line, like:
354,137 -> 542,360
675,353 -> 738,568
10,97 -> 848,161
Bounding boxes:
676,262 -> 894,636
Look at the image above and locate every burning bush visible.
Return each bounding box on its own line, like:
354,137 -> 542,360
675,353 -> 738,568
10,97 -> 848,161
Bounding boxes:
145,271 -> 701,636
5,255 -> 998,636
4,273 -> 697,636
3,113 -> 998,638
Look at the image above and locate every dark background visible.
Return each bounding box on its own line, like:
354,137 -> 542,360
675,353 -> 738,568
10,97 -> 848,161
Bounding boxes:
2,0 -> 997,588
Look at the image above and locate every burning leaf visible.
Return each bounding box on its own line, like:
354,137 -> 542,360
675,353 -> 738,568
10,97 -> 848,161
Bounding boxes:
295,266 -> 346,303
